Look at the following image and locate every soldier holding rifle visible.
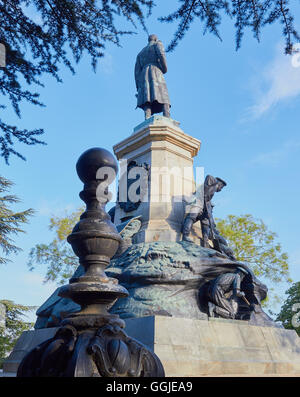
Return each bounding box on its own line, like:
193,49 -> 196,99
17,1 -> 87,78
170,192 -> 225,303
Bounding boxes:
182,175 -> 227,249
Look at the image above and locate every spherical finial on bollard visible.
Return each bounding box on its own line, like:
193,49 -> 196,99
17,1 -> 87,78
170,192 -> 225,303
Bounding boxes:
76,147 -> 118,184
66,147 -> 122,275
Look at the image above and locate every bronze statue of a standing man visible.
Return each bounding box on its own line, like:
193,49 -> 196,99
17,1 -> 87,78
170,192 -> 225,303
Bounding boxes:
135,34 -> 171,119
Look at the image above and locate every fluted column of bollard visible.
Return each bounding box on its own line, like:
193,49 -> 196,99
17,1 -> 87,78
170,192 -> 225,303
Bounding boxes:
17,147 -> 165,377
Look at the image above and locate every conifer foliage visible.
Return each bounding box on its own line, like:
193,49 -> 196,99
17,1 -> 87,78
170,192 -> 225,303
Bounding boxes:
0,300 -> 34,367
0,1 -> 299,162
0,175 -> 34,264
160,0 -> 300,53
0,0 -> 153,163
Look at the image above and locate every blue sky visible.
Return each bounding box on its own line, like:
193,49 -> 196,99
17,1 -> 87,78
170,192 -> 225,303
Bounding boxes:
1,2 -> 300,321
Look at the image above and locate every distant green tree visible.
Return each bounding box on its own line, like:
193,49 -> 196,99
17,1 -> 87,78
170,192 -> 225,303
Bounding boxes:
30,209 -> 291,293
0,176 -> 34,264
276,282 -> 300,335
28,207 -> 83,284
216,214 -> 290,284
0,300 -> 34,368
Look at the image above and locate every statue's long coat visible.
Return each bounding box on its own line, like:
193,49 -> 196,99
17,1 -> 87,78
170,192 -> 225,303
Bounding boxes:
135,41 -> 170,112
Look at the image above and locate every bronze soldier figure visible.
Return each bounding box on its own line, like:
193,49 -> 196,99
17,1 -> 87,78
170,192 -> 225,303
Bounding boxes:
213,228 -> 236,260
240,270 -> 273,323
182,175 -> 227,246
135,34 -> 171,119
207,267 -> 248,319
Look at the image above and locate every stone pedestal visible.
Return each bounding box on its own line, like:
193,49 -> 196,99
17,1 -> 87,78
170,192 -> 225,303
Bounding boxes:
113,116 -> 202,244
125,316 -> 300,376
3,327 -> 57,376
4,316 -> 300,377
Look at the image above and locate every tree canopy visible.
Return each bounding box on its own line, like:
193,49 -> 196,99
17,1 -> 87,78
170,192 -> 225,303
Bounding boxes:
29,209 -> 291,291
0,175 -> 34,264
1,1 -> 299,163
28,207 -> 82,284
216,214 -> 290,284
0,300 -> 34,367
0,0 -> 152,163
160,0 -> 300,53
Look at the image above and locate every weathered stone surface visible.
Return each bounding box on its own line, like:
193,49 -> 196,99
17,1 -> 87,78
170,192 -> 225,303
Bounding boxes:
125,316 -> 300,376
5,316 -> 300,377
3,328 -> 57,375
113,116 -> 202,243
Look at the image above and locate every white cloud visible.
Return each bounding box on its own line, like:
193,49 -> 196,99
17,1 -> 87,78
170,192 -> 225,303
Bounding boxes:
251,139 -> 300,166
246,43 -> 300,119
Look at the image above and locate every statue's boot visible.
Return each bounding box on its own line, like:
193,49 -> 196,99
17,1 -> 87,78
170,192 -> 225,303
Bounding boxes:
144,105 -> 152,119
201,236 -> 210,248
214,306 -> 233,319
163,104 -> 170,118
208,302 -> 215,317
182,217 -> 194,243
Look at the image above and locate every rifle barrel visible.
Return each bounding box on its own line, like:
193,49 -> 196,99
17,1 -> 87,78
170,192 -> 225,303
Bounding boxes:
242,295 -> 250,306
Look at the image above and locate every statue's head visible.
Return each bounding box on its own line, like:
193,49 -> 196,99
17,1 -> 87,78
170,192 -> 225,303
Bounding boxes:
216,177 -> 227,192
148,34 -> 158,43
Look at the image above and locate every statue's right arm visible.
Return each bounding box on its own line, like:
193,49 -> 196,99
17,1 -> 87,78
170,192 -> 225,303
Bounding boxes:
156,42 -> 167,74
134,58 -> 141,91
233,274 -> 245,297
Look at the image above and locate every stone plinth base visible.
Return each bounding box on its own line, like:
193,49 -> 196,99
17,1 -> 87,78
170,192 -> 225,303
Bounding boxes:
113,116 -> 202,244
125,316 -> 300,376
4,316 -> 300,376
3,327 -> 57,375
